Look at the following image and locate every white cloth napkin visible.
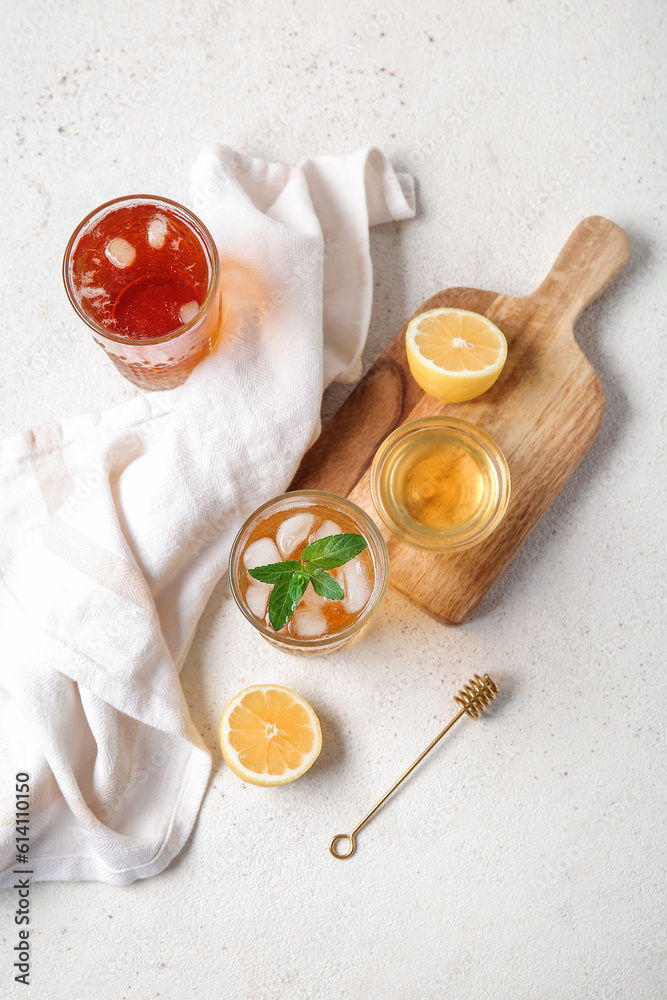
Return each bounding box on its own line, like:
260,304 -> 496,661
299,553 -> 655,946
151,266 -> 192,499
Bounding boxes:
0,146 -> 415,885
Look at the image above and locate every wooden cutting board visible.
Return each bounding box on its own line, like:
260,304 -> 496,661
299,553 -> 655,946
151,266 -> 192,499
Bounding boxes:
290,216 -> 630,625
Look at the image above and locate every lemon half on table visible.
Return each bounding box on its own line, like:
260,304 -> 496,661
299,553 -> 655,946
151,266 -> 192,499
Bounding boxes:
219,684 -> 322,787
405,307 -> 508,403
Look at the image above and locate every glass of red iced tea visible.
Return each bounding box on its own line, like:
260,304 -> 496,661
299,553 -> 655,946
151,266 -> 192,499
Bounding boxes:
63,195 -> 222,389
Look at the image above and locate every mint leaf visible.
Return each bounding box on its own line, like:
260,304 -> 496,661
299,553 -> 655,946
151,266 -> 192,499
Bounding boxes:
248,560 -> 301,584
267,578 -> 300,632
301,533 -> 367,571
246,531 -> 368,633
308,567 -> 344,601
288,571 -> 310,605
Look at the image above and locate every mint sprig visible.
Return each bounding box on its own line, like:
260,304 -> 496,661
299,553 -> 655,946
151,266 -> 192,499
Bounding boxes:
308,567 -> 344,601
247,533 -> 367,632
300,533 -> 368,569
246,560 -> 301,584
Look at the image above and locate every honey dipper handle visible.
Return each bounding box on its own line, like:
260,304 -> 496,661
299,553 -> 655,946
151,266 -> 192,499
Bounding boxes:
329,708 -> 467,859
527,215 -> 631,328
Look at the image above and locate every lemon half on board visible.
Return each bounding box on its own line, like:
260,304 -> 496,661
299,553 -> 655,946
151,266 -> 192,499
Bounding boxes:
219,684 -> 322,787
405,307 -> 508,403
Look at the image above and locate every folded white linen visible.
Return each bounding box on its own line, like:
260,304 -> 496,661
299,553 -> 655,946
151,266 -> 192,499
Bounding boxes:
0,146 -> 415,885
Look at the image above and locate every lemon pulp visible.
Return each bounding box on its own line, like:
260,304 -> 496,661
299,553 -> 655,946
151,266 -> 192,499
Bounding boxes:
405,307 -> 508,403
219,685 -> 322,787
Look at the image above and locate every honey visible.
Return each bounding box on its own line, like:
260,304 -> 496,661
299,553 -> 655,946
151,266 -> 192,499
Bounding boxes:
370,417 -> 510,552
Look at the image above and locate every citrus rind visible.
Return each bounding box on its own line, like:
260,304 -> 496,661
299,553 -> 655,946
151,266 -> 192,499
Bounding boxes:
405,307 -> 508,403
219,684 -> 322,787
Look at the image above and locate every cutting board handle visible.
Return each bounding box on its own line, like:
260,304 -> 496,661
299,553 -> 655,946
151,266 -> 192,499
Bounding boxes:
527,215 -> 631,328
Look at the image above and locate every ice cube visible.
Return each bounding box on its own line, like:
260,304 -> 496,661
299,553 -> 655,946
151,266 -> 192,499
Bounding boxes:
288,581 -> 330,640
276,513 -> 315,557
300,580 -> 329,610
179,300 -> 199,325
340,556 -> 371,614
290,607 -> 327,638
245,582 -> 270,619
308,519 -> 342,543
105,237 -> 136,269
243,537 -> 281,570
147,214 -> 168,249
79,284 -> 109,306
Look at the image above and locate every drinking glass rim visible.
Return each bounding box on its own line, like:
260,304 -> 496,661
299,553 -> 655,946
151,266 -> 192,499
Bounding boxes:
228,490 -> 390,649
370,416 -> 511,552
62,193 -> 220,346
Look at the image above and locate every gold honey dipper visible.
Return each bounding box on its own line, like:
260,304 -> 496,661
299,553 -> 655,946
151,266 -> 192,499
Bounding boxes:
329,673 -> 499,859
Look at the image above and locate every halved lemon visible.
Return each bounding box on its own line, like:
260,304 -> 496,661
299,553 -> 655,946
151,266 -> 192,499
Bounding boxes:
219,684 -> 322,786
405,307 -> 508,403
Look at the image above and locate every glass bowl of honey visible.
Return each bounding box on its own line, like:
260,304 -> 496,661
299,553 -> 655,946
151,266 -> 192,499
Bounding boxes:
370,416 -> 511,552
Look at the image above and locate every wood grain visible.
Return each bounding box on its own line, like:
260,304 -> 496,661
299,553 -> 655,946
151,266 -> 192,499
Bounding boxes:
291,216 -> 630,625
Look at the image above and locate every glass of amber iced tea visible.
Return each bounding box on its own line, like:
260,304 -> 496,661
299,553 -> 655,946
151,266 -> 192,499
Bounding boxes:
63,195 -> 222,389
229,491 -> 390,655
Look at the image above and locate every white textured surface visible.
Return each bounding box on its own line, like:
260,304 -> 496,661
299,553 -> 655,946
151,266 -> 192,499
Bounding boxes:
1,1 -> 665,998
